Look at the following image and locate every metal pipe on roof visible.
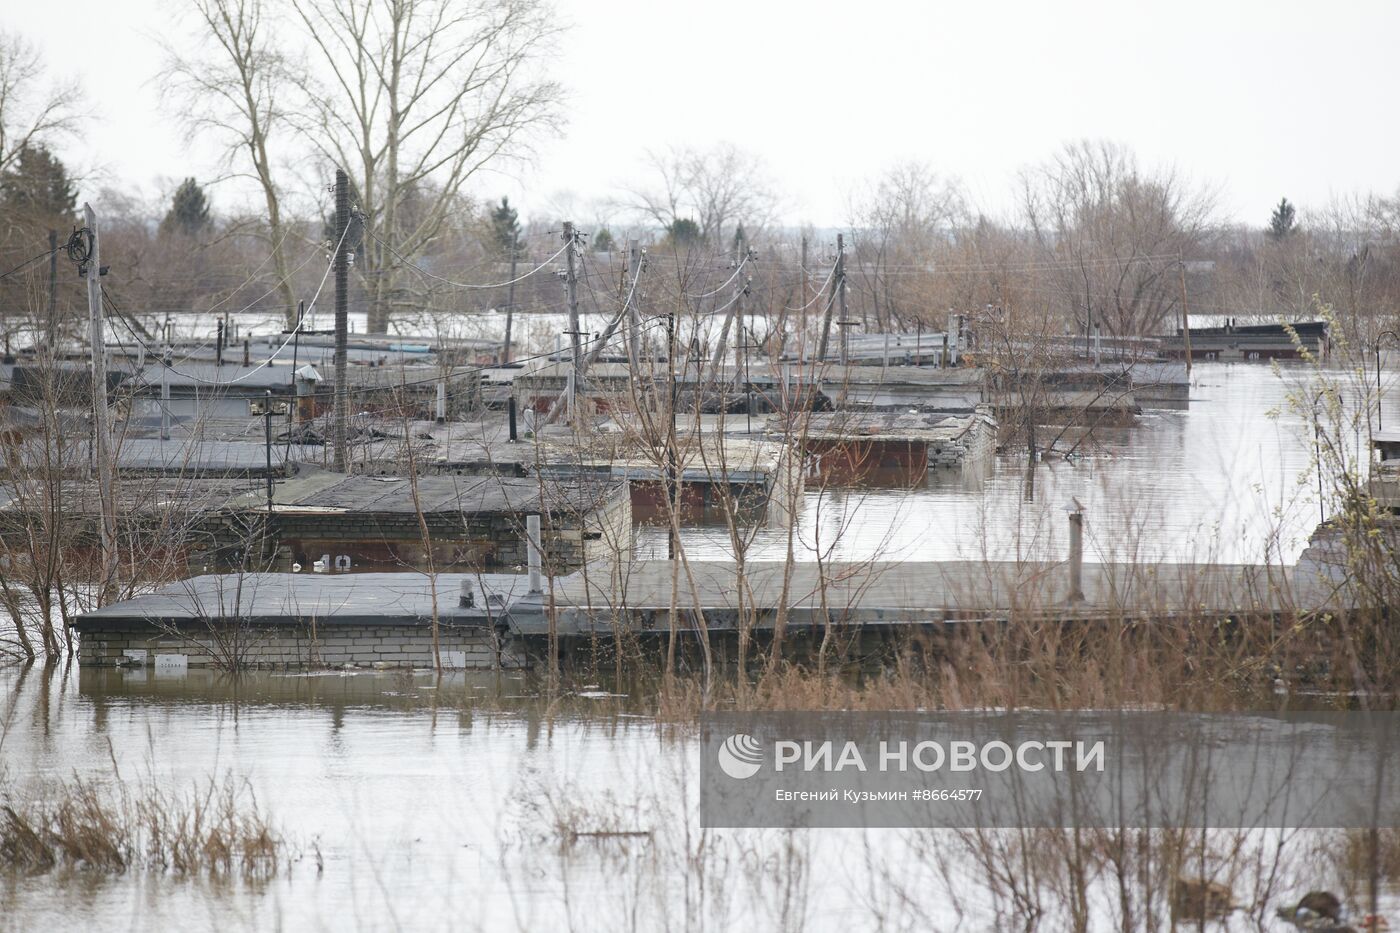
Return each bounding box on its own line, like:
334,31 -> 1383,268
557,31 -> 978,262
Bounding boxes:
526,513 -> 542,595
1068,504 -> 1085,603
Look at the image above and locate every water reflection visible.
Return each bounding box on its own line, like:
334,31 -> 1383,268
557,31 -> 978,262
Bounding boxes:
643,362 -> 1387,565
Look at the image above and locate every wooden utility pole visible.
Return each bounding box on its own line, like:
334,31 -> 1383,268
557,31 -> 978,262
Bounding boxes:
711,241 -> 751,380
817,234 -> 843,361
772,236 -> 804,360
502,237 -> 519,363
542,236 -> 643,428
332,169 -> 350,471
83,203 -> 117,605
46,230 -> 57,352
666,311 -> 678,561
626,239 -> 642,372
837,239 -> 849,357
801,234 -> 808,320
1178,256 -> 1193,374
563,221 -> 581,386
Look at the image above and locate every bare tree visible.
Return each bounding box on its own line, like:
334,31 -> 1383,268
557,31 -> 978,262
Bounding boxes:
1021,140 -> 1213,337
0,30 -> 78,175
161,0 -> 300,328
623,143 -> 778,246
290,0 -> 563,332
846,162 -> 967,330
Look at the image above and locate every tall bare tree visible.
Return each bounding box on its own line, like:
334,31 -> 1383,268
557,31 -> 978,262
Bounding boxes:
290,0 -> 563,332
1021,140 -> 1213,336
161,0 -> 299,327
624,143 -> 777,247
846,161 -> 967,330
0,30 -> 78,177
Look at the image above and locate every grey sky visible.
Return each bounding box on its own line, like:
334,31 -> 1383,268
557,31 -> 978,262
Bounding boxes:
11,0 -> 1399,228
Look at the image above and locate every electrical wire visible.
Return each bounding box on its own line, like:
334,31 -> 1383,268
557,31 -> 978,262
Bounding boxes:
199,227 -> 308,317
371,232 -> 570,290
698,285 -> 747,318
0,247 -> 60,281
684,256 -> 749,300
329,311 -> 676,403
162,245 -> 328,367
102,222 -> 347,388
783,263 -> 838,311
107,281 -> 673,413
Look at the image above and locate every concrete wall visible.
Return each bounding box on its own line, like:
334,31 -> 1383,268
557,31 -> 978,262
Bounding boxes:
194,488 -> 633,573
78,621 -> 526,670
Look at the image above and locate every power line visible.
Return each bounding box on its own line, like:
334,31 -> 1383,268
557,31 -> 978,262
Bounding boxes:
0,247 -> 60,281
199,228 -> 317,317
101,222 -> 347,388
684,255 -> 749,299
783,263 -> 837,311
371,232 -> 570,290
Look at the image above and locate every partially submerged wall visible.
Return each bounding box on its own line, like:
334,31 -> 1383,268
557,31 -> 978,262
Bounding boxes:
78,621 -> 526,670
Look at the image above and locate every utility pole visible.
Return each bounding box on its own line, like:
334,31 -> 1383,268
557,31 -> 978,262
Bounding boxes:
263,390 -> 275,515
738,330 -> 762,434
332,168 -> 350,472
626,239 -> 642,372
772,235 -> 805,361
837,320 -> 860,367
563,221 -> 581,387
837,235 -> 849,357
46,230 -> 57,353
82,203 -> 117,605
561,329 -> 587,420
711,247 -> 753,383
290,299 -> 304,394
502,237 -> 518,363
546,236 -> 647,430
160,348 -> 171,441
800,234 -> 808,331
666,311 -> 678,560
1178,256 -> 1193,374
817,234 -> 844,362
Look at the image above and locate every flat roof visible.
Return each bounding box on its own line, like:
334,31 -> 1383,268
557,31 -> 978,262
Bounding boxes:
77,558 -> 1342,633
784,411 -> 992,443
75,572 -> 530,627
218,468 -> 620,514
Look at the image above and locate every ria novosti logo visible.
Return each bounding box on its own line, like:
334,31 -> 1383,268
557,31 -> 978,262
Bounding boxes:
717,733 -> 764,779
715,733 -> 1108,780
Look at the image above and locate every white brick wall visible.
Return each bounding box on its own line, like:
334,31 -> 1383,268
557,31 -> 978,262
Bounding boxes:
78,622 -> 526,670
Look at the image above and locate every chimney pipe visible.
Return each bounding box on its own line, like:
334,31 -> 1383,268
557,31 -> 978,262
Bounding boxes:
508,395 -> 518,442
160,348 -> 171,441
435,379 -> 446,423
1067,505 -> 1085,602
243,338 -> 250,367
526,513 -> 542,594
216,319 -> 224,366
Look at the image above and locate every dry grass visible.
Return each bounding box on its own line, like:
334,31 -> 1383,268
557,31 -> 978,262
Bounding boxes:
640,609 -> 1372,719
0,770 -> 284,881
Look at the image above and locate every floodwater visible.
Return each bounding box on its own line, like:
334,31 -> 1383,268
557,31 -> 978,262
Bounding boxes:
5,360 -> 1399,930
650,360 -> 1394,566
3,666 -> 1398,931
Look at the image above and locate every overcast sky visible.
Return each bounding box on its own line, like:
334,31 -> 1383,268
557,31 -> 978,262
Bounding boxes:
11,0 -> 1400,228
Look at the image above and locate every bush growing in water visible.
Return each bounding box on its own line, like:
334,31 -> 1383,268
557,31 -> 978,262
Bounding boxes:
0,770 -> 284,880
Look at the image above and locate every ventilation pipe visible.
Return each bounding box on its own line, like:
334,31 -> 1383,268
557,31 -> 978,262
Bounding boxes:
526,513 -> 542,595
1067,498 -> 1085,603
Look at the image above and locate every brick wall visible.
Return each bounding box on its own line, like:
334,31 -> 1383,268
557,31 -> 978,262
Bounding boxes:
78,621 -> 527,670
194,489 -> 633,573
